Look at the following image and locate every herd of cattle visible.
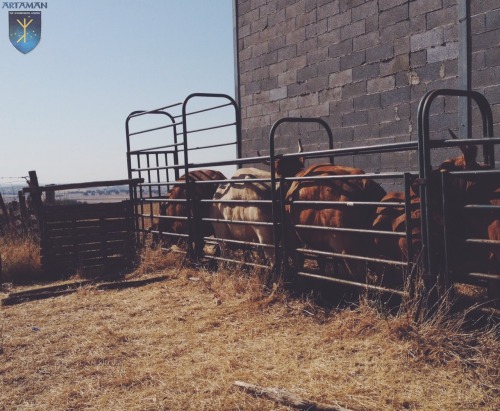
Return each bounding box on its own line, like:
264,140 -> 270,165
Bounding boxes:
154,138 -> 499,300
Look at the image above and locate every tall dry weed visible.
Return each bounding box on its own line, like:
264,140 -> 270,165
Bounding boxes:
129,243 -> 184,278
0,232 -> 41,283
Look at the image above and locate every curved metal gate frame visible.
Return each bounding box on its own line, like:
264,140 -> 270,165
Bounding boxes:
417,89 -> 500,294
126,88 -> 499,301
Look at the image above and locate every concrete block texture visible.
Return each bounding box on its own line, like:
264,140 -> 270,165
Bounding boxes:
236,0 -> 500,173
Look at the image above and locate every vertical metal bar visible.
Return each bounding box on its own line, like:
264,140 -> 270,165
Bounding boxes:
173,123 -> 180,181
232,0 -> 241,112
234,92 -> 243,164
417,88 -> 494,296
269,124 -> 280,277
146,154 -> 152,198
441,170 -> 452,291
136,154 -> 145,239
458,0 -> 472,140
155,153 -> 161,197
269,117 -> 335,279
278,176 -> 287,275
180,93 -> 241,260
417,96 -> 433,288
164,152 -> 169,192
181,102 -> 195,260
403,173 -> 414,284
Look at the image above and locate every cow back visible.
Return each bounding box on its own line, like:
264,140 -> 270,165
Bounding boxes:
209,168 -> 277,260
285,164 -> 386,278
160,169 -> 226,236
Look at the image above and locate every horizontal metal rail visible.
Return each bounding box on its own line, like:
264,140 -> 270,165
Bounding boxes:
185,141 -> 237,152
293,224 -> 406,237
156,215 -> 188,221
284,171 -> 415,183
296,271 -> 408,297
129,142 -> 184,154
128,122 -> 182,138
204,255 -> 270,269
130,164 -> 186,172
296,248 -> 407,267
204,217 -> 274,227
439,137 -> 500,147
204,236 -> 274,249
141,198 -> 186,203
127,102 -> 182,118
172,101 -> 234,120
464,204 -> 500,211
465,238 -> 500,246
448,169 -> 500,177
24,178 -> 144,193
137,213 -> 187,221
466,272 -> 500,282
185,121 -> 237,136
149,230 -> 189,239
191,177 -> 272,185
288,200 -> 404,207
200,199 -> 271,205
285,141 -> 420,161
139,182 -> 179,188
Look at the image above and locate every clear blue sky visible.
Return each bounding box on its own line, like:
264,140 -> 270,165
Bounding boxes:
0,1 -> 235,184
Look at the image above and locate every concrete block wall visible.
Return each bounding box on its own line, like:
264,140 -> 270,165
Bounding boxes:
235,0 -> 500,172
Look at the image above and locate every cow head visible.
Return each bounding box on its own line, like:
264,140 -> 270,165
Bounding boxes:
274,139 -> 305,178
438,129 -> 481,172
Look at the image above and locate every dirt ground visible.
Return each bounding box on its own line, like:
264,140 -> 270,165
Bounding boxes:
1,266 -> 499,411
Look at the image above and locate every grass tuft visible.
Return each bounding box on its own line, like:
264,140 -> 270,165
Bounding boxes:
0,232 -> 41,284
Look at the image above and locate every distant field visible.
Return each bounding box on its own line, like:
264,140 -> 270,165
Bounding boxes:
61,192 -> 130,203
0,191 -> 130,204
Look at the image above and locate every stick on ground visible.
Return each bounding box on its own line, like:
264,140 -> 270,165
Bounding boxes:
234,380 -> 354,411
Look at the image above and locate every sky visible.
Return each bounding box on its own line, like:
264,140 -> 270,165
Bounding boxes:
0,0 -> 235,185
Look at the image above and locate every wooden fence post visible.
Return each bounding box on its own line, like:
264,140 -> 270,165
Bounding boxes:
0,192 -> 9,229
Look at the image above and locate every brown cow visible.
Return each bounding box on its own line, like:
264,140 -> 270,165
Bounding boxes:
158,169 -> 226,254
371,140 -> 499,297
285,164 -> 387,280
487,187 -> 500,302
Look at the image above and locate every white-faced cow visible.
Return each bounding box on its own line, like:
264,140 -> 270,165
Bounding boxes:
209,143 -> 305,265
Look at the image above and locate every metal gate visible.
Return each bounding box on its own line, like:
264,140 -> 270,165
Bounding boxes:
24,174 -> 143,278
126,89 -> 499,301
125,93 -> 241,254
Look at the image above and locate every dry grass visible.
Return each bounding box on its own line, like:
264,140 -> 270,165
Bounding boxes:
0,233 -> 42,284
0,246 -> 499,410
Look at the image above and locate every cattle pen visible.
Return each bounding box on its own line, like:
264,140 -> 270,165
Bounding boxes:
126,89 -> 500,307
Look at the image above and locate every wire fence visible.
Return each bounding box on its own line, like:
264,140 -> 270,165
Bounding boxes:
0,177 -> 28,203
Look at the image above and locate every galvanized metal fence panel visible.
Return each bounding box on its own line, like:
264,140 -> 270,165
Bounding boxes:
126,89 -> 499,302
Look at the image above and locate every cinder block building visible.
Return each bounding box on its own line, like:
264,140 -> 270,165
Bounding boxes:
233,0 -> 500,171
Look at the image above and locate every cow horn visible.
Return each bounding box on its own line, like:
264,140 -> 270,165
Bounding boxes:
297,138 -> 303,153
257,150 -> 271,166
448,129 -> 476,160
